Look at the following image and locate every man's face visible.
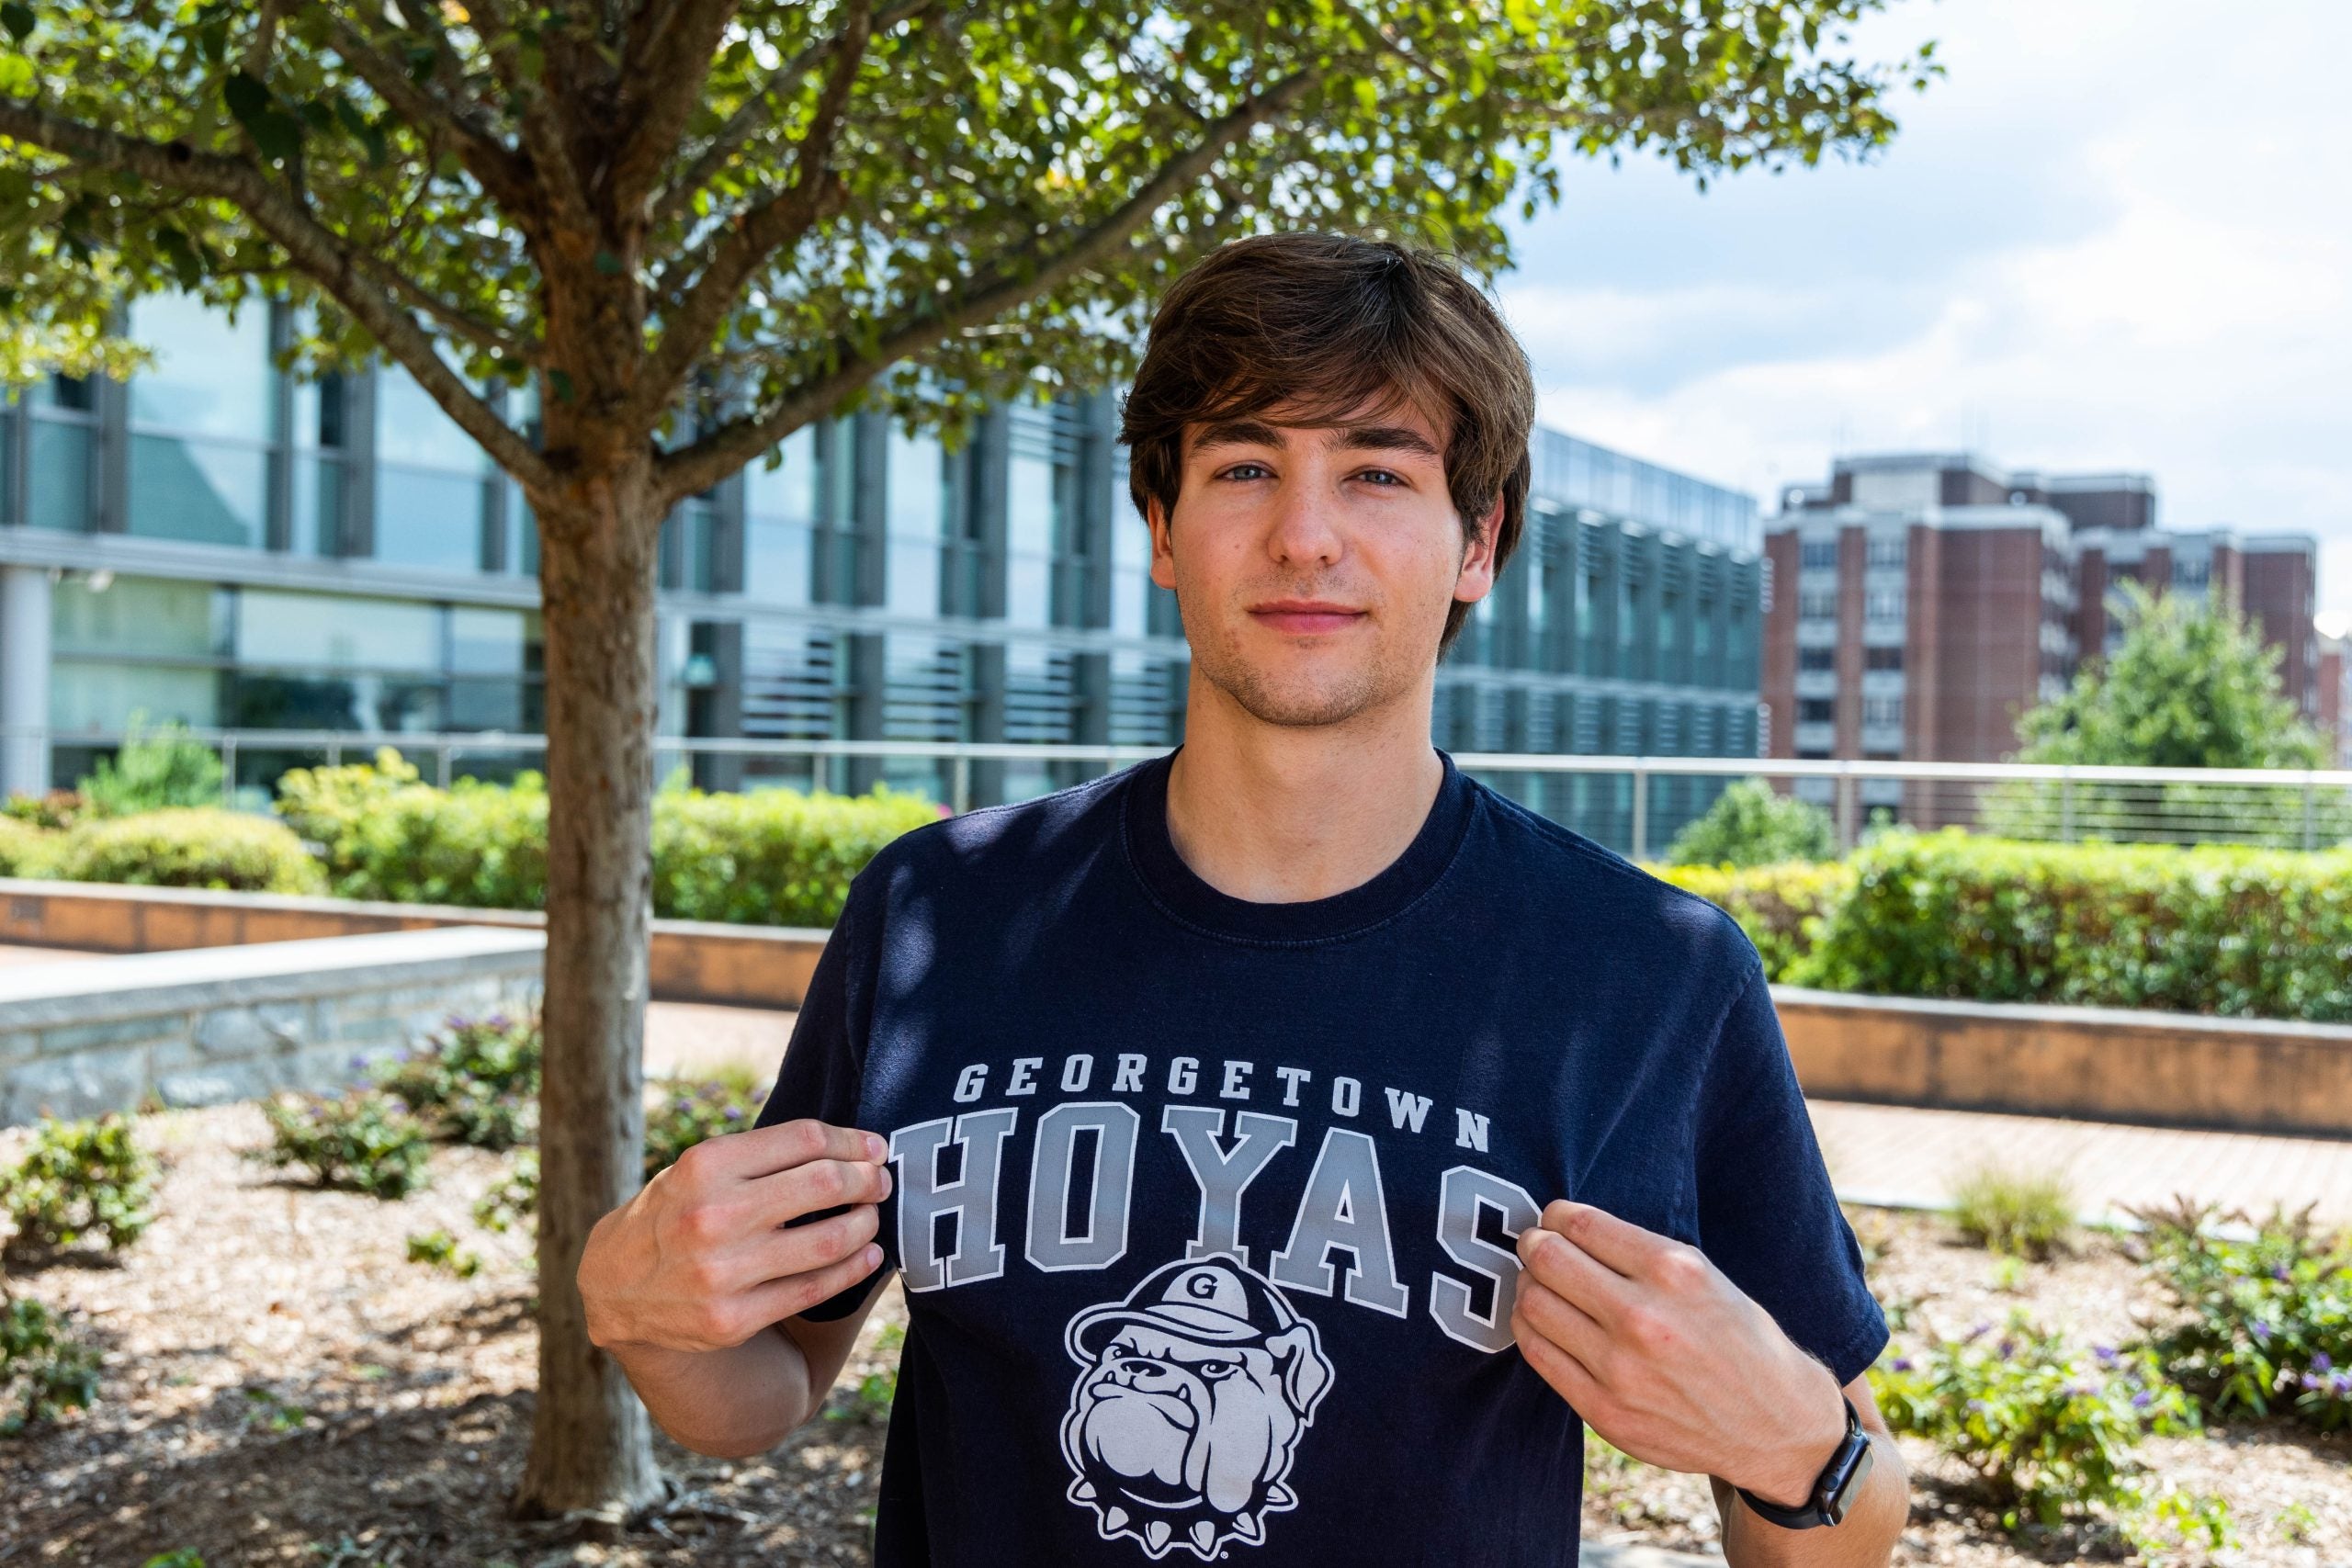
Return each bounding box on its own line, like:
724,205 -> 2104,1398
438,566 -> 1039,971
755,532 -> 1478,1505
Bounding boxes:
1148,398 -> 1498,729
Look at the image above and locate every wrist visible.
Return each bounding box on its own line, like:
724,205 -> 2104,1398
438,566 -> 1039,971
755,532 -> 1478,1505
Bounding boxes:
1736,1365 -> 1849,1509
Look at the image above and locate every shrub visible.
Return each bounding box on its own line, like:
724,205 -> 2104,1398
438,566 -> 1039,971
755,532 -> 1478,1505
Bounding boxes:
43,807 -> 326,895
1871,1314 -> 2198,1530
76,714 -> 224,818
2126,1199 -> 2352,1430
1948,1165 -> 2076,1260
373,1011 -> 542,1151
250,1091 -> 432,1199
0,816 -> 58,877
650,780 -> 942,927
644,1069 -> 770,1180
1664,778 -> 1838,868
474,1149 -> 538,1235
1792,829 -> 2352,1021
0,1294 -> 102,1436
276,750 -> 548,908
277,750 -> 937,925
1,789 -> 88,830
0,1112 -> 159,1261
1649,861 -> 1854,982
406,1228 -> 483,1278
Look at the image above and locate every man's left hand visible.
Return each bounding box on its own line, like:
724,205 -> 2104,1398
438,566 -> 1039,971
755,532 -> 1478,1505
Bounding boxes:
1510,1199 -> 1848,1508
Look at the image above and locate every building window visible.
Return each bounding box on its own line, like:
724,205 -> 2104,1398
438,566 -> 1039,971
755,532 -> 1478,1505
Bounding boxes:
1864,646 -> 1904,672
1799,538 -> 1838,571
374,364 -> 490,571
1797,697 -> 1835,724
1798,588 -> 1838,621
1866,535 -> 1906,570
1798,646 -> 1836,673
1863,695 -> 1904,728
1865,587 -> 1904,623
125,292 -> 273,550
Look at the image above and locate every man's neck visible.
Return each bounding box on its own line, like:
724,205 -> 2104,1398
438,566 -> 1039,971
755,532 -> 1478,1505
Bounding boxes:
1163,672 -> 1444,905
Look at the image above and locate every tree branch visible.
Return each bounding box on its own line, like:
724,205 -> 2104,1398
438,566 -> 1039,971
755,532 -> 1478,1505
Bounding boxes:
651,67 -> 1320,505
649,0 -> 933,230
630,0 -> 871,427
0,97 -> 550,491
605,0 -> 741,217
323,13 -> 534,211
456,0 -> 600,245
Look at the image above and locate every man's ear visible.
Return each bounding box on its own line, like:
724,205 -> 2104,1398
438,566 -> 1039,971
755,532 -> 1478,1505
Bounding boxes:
1148,494 -> 1178,592
1453,494 -> 1503,605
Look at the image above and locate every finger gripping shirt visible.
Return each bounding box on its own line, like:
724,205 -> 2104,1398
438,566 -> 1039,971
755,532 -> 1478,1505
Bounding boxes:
756,748 -> 1887,1567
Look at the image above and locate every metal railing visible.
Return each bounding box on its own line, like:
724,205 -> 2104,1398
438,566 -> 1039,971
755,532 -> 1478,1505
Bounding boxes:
12,727 -> 2352,860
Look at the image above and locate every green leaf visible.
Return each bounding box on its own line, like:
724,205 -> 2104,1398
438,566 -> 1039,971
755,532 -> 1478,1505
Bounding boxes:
0,3 -> 35,43
593,250 -> 625,276
153,225 -> 208,291
223,71 -> 304,164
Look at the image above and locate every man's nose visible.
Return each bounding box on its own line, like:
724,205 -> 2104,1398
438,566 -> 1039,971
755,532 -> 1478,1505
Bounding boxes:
1264,479 -> 1344,568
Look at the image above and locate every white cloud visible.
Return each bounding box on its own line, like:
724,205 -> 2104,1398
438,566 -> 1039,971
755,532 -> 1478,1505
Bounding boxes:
1498,0 -> 2352,616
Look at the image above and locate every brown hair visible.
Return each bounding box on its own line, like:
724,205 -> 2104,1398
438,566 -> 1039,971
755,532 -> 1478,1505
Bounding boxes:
1119,232 -> 1537,654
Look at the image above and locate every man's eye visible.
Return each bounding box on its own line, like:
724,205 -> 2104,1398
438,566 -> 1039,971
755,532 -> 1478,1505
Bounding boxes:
1353,468 -> 1406,487
1218,462 -> 1272,481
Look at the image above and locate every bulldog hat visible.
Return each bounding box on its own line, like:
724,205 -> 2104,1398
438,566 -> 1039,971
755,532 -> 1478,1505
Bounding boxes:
1069,1257 -> 1302,1358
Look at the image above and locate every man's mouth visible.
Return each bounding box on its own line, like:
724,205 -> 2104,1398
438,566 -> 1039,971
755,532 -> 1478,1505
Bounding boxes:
1248,599 -> 1366,636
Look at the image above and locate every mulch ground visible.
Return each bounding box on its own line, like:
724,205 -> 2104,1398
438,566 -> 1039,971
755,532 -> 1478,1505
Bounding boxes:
3,1108 -> 2347,1565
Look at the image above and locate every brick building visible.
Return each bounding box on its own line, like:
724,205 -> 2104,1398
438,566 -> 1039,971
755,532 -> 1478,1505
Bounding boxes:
1763,453 -> 2325,804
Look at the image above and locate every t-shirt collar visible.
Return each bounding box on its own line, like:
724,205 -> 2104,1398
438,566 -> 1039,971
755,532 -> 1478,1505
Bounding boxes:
1121,743 -> 1476,944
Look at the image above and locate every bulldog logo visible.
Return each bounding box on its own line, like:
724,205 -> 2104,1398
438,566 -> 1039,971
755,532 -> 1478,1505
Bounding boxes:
1061,1256 -> 1334,1560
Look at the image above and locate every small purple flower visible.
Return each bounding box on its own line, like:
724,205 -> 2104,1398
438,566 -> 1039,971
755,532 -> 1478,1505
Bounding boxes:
1963,1322 -> 1992,1343
1965,1398 -> 1988,1414
2273,1264 -> 2291,1282
2334,1371 -> 2352,1396
722,1106 -> 743,1122
2093,1344 -> 2119,1365
2252,1321 -> 2272,1343
2132,1390 -> 2154,1408
1996,1337 -> 2016,1360
2316,1352 -> 2335,1372
1890,1357 -> 1914,1373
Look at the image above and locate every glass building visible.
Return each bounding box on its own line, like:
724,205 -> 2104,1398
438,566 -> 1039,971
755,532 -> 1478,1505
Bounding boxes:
0,295 -> 1763,852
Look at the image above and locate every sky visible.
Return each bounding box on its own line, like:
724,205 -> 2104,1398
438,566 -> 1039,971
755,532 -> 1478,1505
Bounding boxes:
1494,0 -> 2352,626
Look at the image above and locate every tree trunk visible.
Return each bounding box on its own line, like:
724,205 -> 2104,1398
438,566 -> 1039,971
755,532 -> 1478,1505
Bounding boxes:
512,458 -> 670,1522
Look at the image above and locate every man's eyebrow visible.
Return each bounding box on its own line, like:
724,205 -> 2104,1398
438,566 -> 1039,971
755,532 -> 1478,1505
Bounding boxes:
1327,423 -> 1442,459
1189,417 -> 1286,452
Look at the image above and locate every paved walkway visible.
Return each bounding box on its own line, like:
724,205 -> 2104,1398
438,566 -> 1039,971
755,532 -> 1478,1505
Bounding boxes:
1811,1097 -> 2352,1226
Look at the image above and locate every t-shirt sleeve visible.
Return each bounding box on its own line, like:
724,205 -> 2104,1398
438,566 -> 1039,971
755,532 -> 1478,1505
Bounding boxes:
1690,935 -> 1889,1387
754,858 -> 891,1323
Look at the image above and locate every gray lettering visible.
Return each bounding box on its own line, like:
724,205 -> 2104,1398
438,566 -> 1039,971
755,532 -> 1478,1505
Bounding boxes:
890,1108 -> 1019,1292
1025,1102 -> 1138,1273
1430,1166 -> 1540,1352
1269,1127 -> 1409,1316
1161,1106 -> 1297,1271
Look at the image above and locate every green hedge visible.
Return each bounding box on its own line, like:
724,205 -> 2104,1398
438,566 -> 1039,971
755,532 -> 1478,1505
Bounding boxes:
276,749 -> 940,927
1787,829 -> 2352,1021
0,808 -> 324,894
1648,860 -> 1853,982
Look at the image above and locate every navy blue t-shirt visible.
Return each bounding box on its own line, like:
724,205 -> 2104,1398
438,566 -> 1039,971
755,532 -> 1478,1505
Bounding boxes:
756,747 -> 1885,1567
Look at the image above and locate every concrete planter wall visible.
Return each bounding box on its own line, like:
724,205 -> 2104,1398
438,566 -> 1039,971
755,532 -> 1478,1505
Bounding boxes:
1772,986 -> 2352,1139
0,926 -> 546,1126
0,877 -> 826,1010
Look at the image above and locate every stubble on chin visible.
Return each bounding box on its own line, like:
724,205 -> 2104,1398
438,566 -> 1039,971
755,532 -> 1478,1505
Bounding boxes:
1184,603 -> 1426,730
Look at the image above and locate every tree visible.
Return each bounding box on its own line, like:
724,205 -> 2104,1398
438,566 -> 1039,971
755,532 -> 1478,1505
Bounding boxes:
1984,580 -> 2344,846
0,0 -> 1935,1520
1662,775 -> 1835,865
2015,579 -> 2324,771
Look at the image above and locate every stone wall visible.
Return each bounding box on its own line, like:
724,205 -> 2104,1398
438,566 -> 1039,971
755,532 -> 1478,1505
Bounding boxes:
0,927 -> 545,1126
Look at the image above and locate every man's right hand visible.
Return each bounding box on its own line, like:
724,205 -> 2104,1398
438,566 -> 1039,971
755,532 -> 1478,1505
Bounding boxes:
580,1117 -> 893,1355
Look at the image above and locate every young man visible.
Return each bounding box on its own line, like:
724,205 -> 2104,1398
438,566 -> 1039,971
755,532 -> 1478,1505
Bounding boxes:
579,233 -> 1906,1566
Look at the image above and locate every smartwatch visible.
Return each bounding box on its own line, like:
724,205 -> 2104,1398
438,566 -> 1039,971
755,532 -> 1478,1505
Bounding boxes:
1734,1394 -> 1873,1529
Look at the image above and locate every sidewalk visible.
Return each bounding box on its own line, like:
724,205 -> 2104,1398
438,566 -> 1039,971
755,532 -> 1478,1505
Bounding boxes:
1810,1097 -> 2352,1226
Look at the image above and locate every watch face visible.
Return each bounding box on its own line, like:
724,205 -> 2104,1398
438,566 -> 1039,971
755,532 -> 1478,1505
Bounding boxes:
1825,1432 -> 1874,1520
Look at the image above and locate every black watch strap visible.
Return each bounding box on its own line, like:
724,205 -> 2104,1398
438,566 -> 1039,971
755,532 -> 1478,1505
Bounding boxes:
1734,1394 -> 1873,1529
